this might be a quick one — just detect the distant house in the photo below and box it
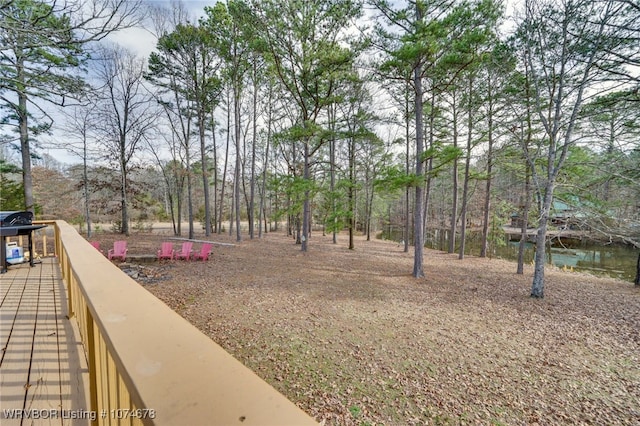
[509,198,590,230]
[551,199,589,230]
[551,200,573,226]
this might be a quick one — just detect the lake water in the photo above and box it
[420,230,639,283]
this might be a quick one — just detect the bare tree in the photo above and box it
[0,0,141,213]
[61,105,103,237]
[145,122,187,236]
[94,45,157,235]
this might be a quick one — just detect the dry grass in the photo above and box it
[92,229,640,425]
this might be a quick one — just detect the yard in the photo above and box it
[93,229,640,425]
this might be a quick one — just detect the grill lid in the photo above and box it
[0,211,34,227]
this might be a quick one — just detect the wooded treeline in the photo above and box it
[1,0,639,297]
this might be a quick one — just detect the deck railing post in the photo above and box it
[85,306,99,426]
[64,250,74,318]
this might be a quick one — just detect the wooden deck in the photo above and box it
[1,258,91,426]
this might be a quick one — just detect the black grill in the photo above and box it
[1,211,34,227]
[0,211,47,273]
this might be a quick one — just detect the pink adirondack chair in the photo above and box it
[175,241,193,261]
[108,240,127,261]
[157,242,174,260]
[90,241,101,250]
[192,243,213,261]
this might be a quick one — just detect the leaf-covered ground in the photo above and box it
[94,230,640,425]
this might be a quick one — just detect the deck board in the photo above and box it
[0,259,91,425]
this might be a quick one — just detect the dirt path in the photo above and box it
[93,230,640,425]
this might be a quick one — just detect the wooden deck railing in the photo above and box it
[26,220,316,426]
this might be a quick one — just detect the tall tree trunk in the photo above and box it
[175,170,183,236]
[186,146,194,240]
[234,85,242,242]
[229,179,234,236]
[218,93,231,234]
[480,83,494,258]
[199,113,211,236]
[330,105,338,244]
[211,111,218,233]
[169,184,178,236]
[17,55,34,214]
[363,163,369,239]
[120,138,129,236]
[531,184,554,298]
[179,170,186,236]
[366,163,375,241]
[258,84,273,239]
[348,135,355,250]
[83,139,92,238]
[404,81,411,252]
[302,140,310,252]
[459,77,474,260]
[448,92,459,254]
[412,5,425,278]
[249,62,258,239]
[458,149,471,260]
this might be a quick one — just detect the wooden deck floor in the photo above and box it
[1,258,91,425]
